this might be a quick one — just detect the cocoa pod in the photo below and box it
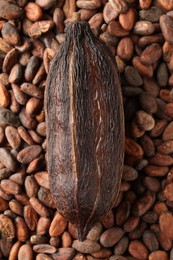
[45,15,124,240]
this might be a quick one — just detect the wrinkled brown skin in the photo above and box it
[45,21,125,241]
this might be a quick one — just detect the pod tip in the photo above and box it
[72,12,81,22]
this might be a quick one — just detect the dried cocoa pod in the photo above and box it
[46,14,124,241]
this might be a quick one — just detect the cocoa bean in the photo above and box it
[149,251,169,260]
[144,165,169,177]
[0,108,20,127]
[162,122,173,141]
[18,126,35,145]
[124,216,140,232]
[76,1,102,10]
[15,216,29,242]
[0,214,15,240]
[136,110,155,131]
[92,248,112,258]
[114,236,129,255]
[133,21,155,35]
[5,126,21,150]
[124,66,143,86]
[52,248,75,260]
[24,2,43,22]
[119,8,136,31]
[25,175,39,197]
[49,212,67,237]
[1,22,20,46]
[37,217,51,235]
[62,231,72,247]
[18,244,33,260]
[0,1,23,20]
[100,227,124,247]
[139,7,163,23]
[25,56,40,82]
[160,15,173,44]
[9,63,22,84]
[117,37,134,61]
[9,199,23,216]
[29,20,54,38]
[109,0,128,14]
[128,240,149,259]
[143,230,159,252]
[132,56,153,77]
[20,83,44,99]
[29,197,50,217]
[30,234,48,245]
[11,83,28,106]
[72,240,101,254]
[33,244,57,254]
[103,3,119,24]
[38,187,55,208]
[9,241,22,260]
[139,92,157,114]
[0,82,10,108]
[132,191,156,217]
[108,21,129,37]
[17,145,42,164]
[140,43,162,65]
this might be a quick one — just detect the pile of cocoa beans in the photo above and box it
[0,0,173,259]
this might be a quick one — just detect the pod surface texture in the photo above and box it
[46,21,125,241]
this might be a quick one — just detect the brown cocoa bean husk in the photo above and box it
[49,212,67,237]
[24,2,43,22]
[72,240,101,254]
[139,0,152,9]
[108,21,130,37]
[9,63,23,84]
[128,240,149,259]
[5,126,21,150]
[114,236,129,255]
[29,197,50,217]
[17,145,42,164]
[52,247,75,259]
[29,20,54,39]
[132,191,156,217]
[103,3,119,24]
[140,43,162,65]
[20,82,44,99]
[0,1,23,20]
[1,179,21,195]
[124,216,140,232]
[0,214,15,240]
[62,231,72,247]
[119,8,136,31]
[18,244,33,260]
[117,37,134,61]
[25,175,39,197]
[2,48,18,74]
[132,56,153,77]
[18,126,35,145]
[1,22,20,46]
[33,244,57,254]
[100,227,124,247]
[92,248,112,258]
[149,251,169,260]
[9,241,22,260]
[109,0,128,14]
[9,199,23,216]
[37,217,51,235]
[24,205,38,231]
[34,171,49,189]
